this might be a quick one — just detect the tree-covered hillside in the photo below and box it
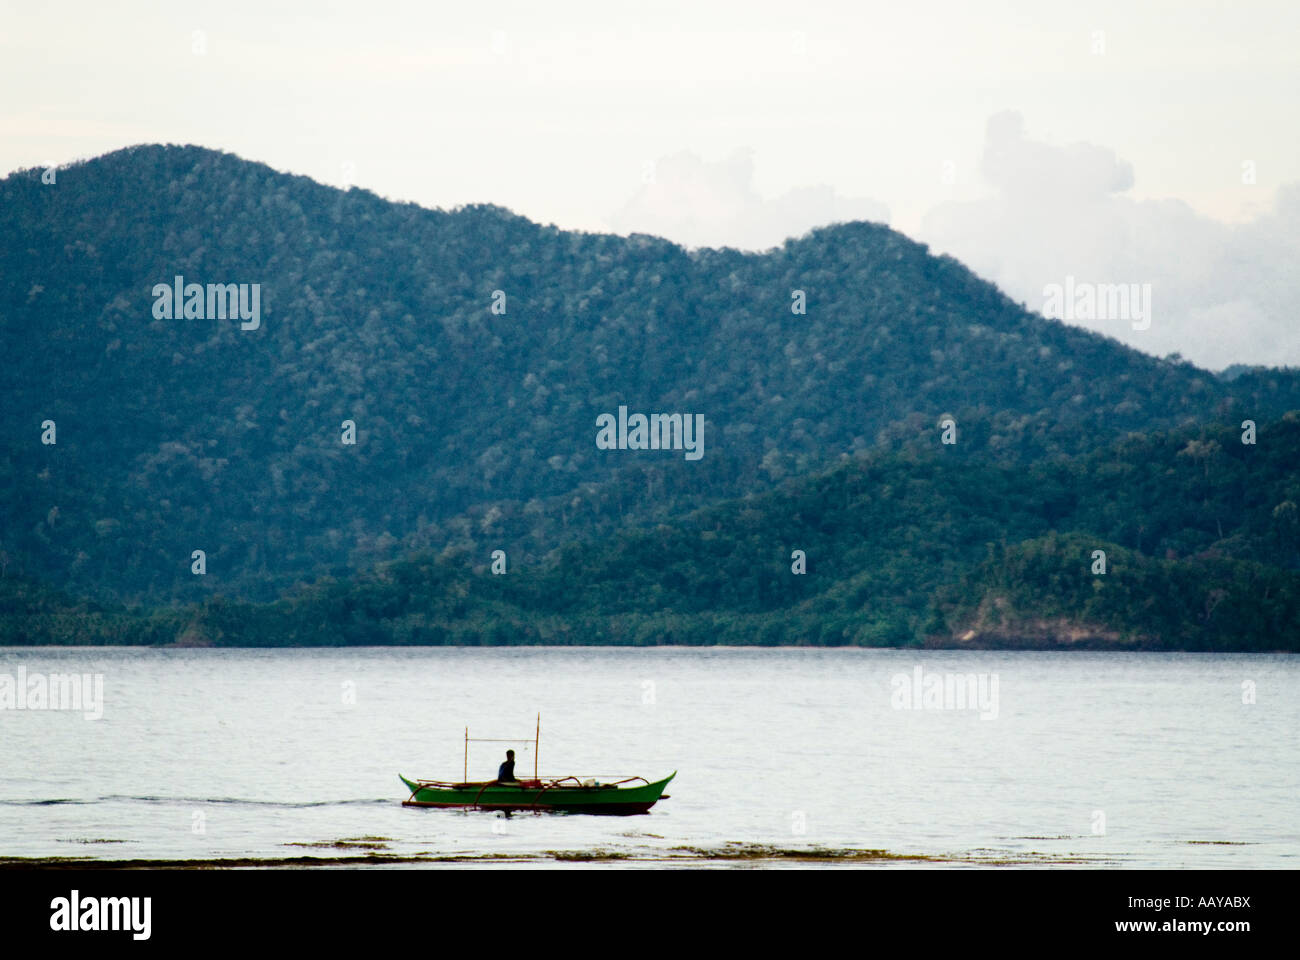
[4,144,1298,605]
[6,415,1295,650]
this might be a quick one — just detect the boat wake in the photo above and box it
[0,796,391,808]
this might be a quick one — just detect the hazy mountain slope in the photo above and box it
[3,144,1297,604]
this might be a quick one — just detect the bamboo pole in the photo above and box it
[464,726,468,783]
[535,714,540,780]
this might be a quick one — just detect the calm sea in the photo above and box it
[0,647,1295,868]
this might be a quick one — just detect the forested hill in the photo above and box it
[3,144,1299,605]
[4,414,1296,650]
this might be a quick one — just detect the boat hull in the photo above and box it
[400,772,675,815]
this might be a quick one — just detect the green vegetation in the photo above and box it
[939,533,1299,650]
[6,415,1296,650]
[4,144,1300,609]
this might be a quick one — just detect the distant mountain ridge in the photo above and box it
[3,143,1299,604]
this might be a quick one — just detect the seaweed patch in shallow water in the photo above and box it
[546,849,631,861]
[284,838,391,851]
[57,838,128,845]
[669,844,935,862]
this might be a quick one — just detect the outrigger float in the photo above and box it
[400,716,674,816]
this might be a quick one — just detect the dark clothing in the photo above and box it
[497,760,516,781]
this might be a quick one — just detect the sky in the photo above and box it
[3,0,1298,367]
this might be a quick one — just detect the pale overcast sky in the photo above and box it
[3,1,1298,366]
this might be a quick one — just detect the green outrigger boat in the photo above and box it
[400,716,674,815]
[399,772,675,815]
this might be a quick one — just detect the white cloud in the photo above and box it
[607,148,889,251]
[919,111,1300,368]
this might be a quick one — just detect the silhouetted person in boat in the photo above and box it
[497,750,518,783]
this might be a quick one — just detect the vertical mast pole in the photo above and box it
[464,727,468,783]
[535,713,540,780]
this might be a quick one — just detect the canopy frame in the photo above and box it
[464,713,540,782]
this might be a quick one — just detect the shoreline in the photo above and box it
[0,847,1120,870]
[2,643,1297,654]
